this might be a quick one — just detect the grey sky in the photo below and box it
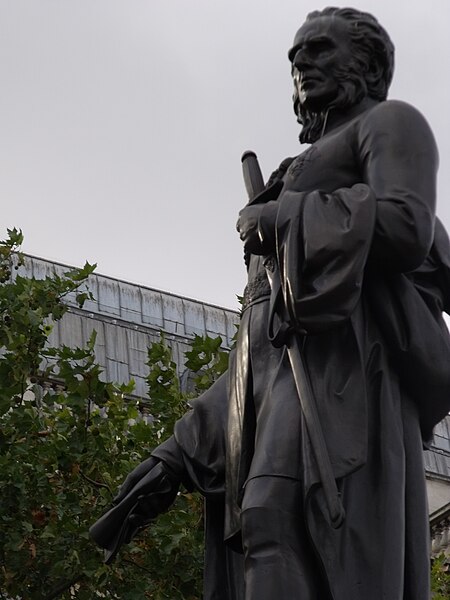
[1,0,449,309]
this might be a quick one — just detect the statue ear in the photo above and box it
[365,59,383,90]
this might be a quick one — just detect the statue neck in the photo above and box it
[300,97,380,144]
[322,97,380,137]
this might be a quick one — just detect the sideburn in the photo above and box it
[296,68,367,144]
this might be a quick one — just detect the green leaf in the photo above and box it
[5,227,24,248]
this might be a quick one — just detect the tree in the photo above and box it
[431,554,450,599]
[0,229,228,599]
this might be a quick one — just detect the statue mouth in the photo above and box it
[299,72,323,88]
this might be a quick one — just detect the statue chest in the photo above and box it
[282,123,362,194]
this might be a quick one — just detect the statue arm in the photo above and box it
[89,437,183,562]
[90,372,229,561]
[359,100,439,272]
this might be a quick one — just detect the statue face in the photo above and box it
[288,16,356,112]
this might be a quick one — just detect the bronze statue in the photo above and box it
[91,8,450,600]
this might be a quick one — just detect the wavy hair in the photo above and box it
[306,7,395,100]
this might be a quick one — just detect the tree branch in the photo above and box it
[123,556,155,576]
[79,470,113,495]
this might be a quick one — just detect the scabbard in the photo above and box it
[241,150,345,529]
[285,337,345,527]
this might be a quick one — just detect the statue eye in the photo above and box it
[308,40,333,57]
[288,38,334,64]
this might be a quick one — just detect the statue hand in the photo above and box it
[237,200,279,255]
[237,179,283,255]
[90,458,180,560]
[236,204,265,254]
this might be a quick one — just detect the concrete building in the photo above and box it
[23,255,238,399]
[23,254,450,553]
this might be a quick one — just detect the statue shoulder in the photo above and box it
[362,100,434,135]
[359,100,438,159]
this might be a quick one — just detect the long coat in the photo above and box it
[171,100,450,600]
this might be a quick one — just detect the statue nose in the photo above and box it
[293,48,312,71]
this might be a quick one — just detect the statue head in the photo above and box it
[288,7,395,143]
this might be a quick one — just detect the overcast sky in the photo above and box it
[1,0,449,309]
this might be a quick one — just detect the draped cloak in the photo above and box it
[156,100,450,600]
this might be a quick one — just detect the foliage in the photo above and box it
[431,554,450,599]
[131,333,229,600]
[0,230,229,599]
[184,335,230,392]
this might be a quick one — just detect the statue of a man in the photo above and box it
[91,8,450,600]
